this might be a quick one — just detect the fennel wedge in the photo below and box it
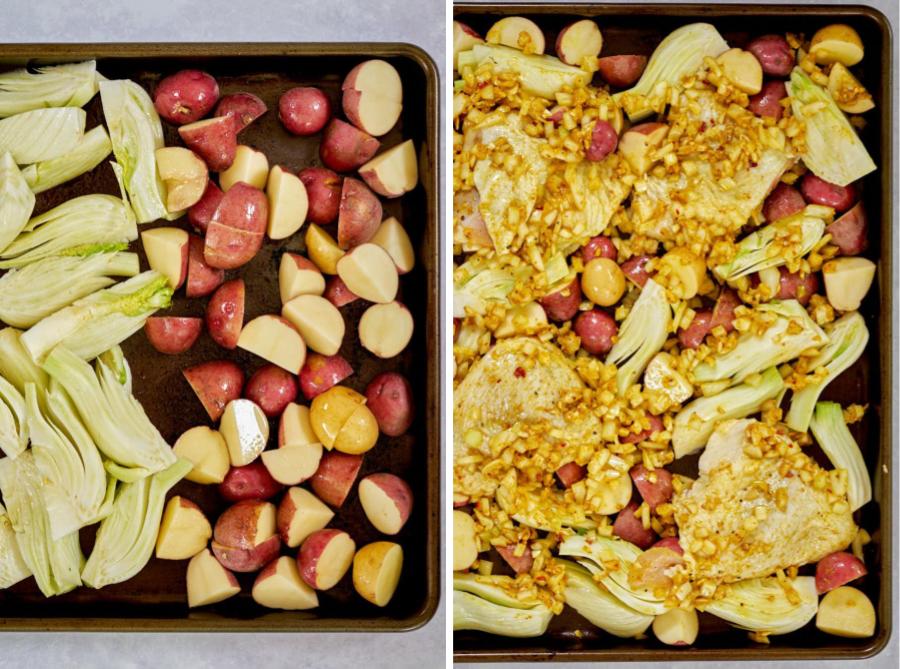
[22,125,112,194]
[704,576,818,635]
[810,402,871,512]
[0,375,28,458]
[0,327,49,395]
[561,560,654,638]
[0,151,36,254]
[0,107,86,164]
[454,590,554,637]
[0,502,31,588]
[0,60,99,118]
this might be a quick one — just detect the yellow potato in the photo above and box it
[810,24,864,66]
[352,541,403,607]
[582,257,625,306]
[309,386,366,449]
[333,404,379,455]
[305,223,344,275]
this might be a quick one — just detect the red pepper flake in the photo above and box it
[514,367,526,378]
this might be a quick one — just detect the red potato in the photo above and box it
[212,499,281,572]
[816,551,867,594]
[630,464,673,511]
[453,493,469,508]
[453,21,484,70]
[299,167,343,225]
[244,364,298,418]
[827,202,867,255]
[187,548,240,607]
[677,309,712,349]
[613,501,656,549]
[204,223,264,270]
[141,226,189,290]
[278,87,332,136]
[359,140,418,198]
[319,119,380,172]
[206,279,245,350]
[358,473,413,535]
[252,556,318,610]
[711,287,740,333]
[298,529,356,590]
[496,544,533,575]
[178,115,238,172]
[582,235,617,263]
[186,234,225,298]
[652,536,684,555]
[622,415,665,444]
[209,181,268,233]
[337,177,382,249]
[574,309,618,355]
[597,55,648,88]
[188,180,224,234]
[746,34,794,77]
[342,60,403,137]
[555,462,586,488]
[547,106,565,125]
[278,403,318,448]
[183,360,244,421]
[277,486,335,548]
[555,19,603,67]
[364,371,413,437]
[310,450,363,508]
[621,255,652,287]
[632,546,683,591]
[299,353,354,400]
[215,92,268,132]
[154,148,209,213]
[777,268,819,305]
[585,120,618,162]
[324,275,360,307]
[261,442,323,486]
[154,69,219,125]
[212,534,280,573]
[219,461,283,502]
[540,277,582,322]
[238,315,308,375]
[144,317,202,355]
[486,16,546,53]
[279,253,324,304]
[763,182,806,223]
[156,496,212,560]
[748,80,787,120]
[800,174,857,212]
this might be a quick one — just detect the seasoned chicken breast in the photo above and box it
[673,419,856,582]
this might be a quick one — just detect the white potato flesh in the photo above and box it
[336,243,399,304]
[282,294,345,356]
[358,301,414,358]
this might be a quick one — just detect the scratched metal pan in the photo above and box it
[0,42,439,633]
[452,3,893,662]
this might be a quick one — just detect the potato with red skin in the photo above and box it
[341,60,403,137]
[154,69,219,125]
[585,120,618,162]
[206,279,245,350]
[748,80,787,120]
[746,34,794,76]
[212,535,280,573]
[582,235,617,263]
[299,353,354,400]
[621,255,652,287]
[358,473,413,535]
[711,287,740,333]
[555,462,586,488]
[186,235,225,298]
[188,181,224,234]
[827,202,867,255]
[597,55,647,88]
[630,464,673,511]
[539,277,582,323]
[816,551,867,594]
[613,501,656,549]
[652,536,684,555]
[777,267,819,305]
[678,309,712,349]
[800,174,857,212]
[215,92,267,131]
[496,545,533,575]
[183,360,244,421]
[204,224,264,270]
[278,87,331,136]
[763,182,806,222]
[324,276,359,307]
[145,317,202,355]
[337,178,382,249]
[623,415,665,444]
[320,119,380,172]
[299,167,343,225]
[178,115,238,172]
[204,182,268,269]
[310,451,363,508]
[574,309,617,355]
[214,500,277,546]
[244,365,298,418]
[219,461,283,502]
[364,371,413,437]
[298,529,355,590]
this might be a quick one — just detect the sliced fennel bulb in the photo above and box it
[704,576,818,635]
[0,375,28,458]
[0,251,139,328]
[0,107,86,163]
[453,572,540,609]
[810,401,871,511]
[22,125,112,194]
[0,60,99,117]
[0,502,31,588]
[561,560,653,638]
[468,43,591,99]
[0,151,36,253]
[453,590,554,637]
[0,327,49,395]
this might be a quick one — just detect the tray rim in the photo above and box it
[0,40,442,634]
[451,1,894,661]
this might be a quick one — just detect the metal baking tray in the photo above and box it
[0,42,439,632]
[452,3,893,661]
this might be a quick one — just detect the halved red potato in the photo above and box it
[352,541,403,607]
[496,544,533,575]
[282,294,345,356]
[596,55,648,88]
[364,371,413,437]
[342,60,403,137]
[279,253,325,303]
[277,486,335,547]
[154,147,209,212]
[324,275,360,307]
[186,548,240,608]
[300,353,354,400]
[816,586,875,638]
[486,16,545,54]
[359,473,412,535]
[453,21,484,71]
[746,34,794,76]
[141,226,189,289]
[174,426,230,484]
[370,217,414,274]
[337,178,382,249]
[206,278,245,350]
[298,528,356,590]
[266,165,308,240]
[310,450,363,507]
[219,398,269,467]
[188,180,224,234]
[261,442,323,486]
[585,120,618,162]
[827,202,867,256]
[187,234,225,298]
[305,223,345,275]
[621,254,653,287]
[800,173,857,212]
[336,243,398,303]
[555,462,586,488]
[154,69,219,125]
[156,496,212,560]
[359,140,418,198]
[219,145,268,191]
[252,556,319,610]
[145,317,202,355]
[763,182,806,223]
[555,19,603,67]
[212,499,280,572]
[178,115,238,172]
[613,500,656,549]
[453,510,478,571]
[278,403,318,448]
[212,534,280,573]
[652,536,684,555]
[358,301,414,358]
[215,92,267,131]
[540,277,581,322]
[219,461,283,502]
[183,360,244,422]
[210,181,268,234]
[204,219,265,270]
[629,464,673,511]
[619,123,668,175]
[299,167,342,225]
[320,119,380,172]
[243,364,298,418]
[237,315,307,374]
[816,551,867,594]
